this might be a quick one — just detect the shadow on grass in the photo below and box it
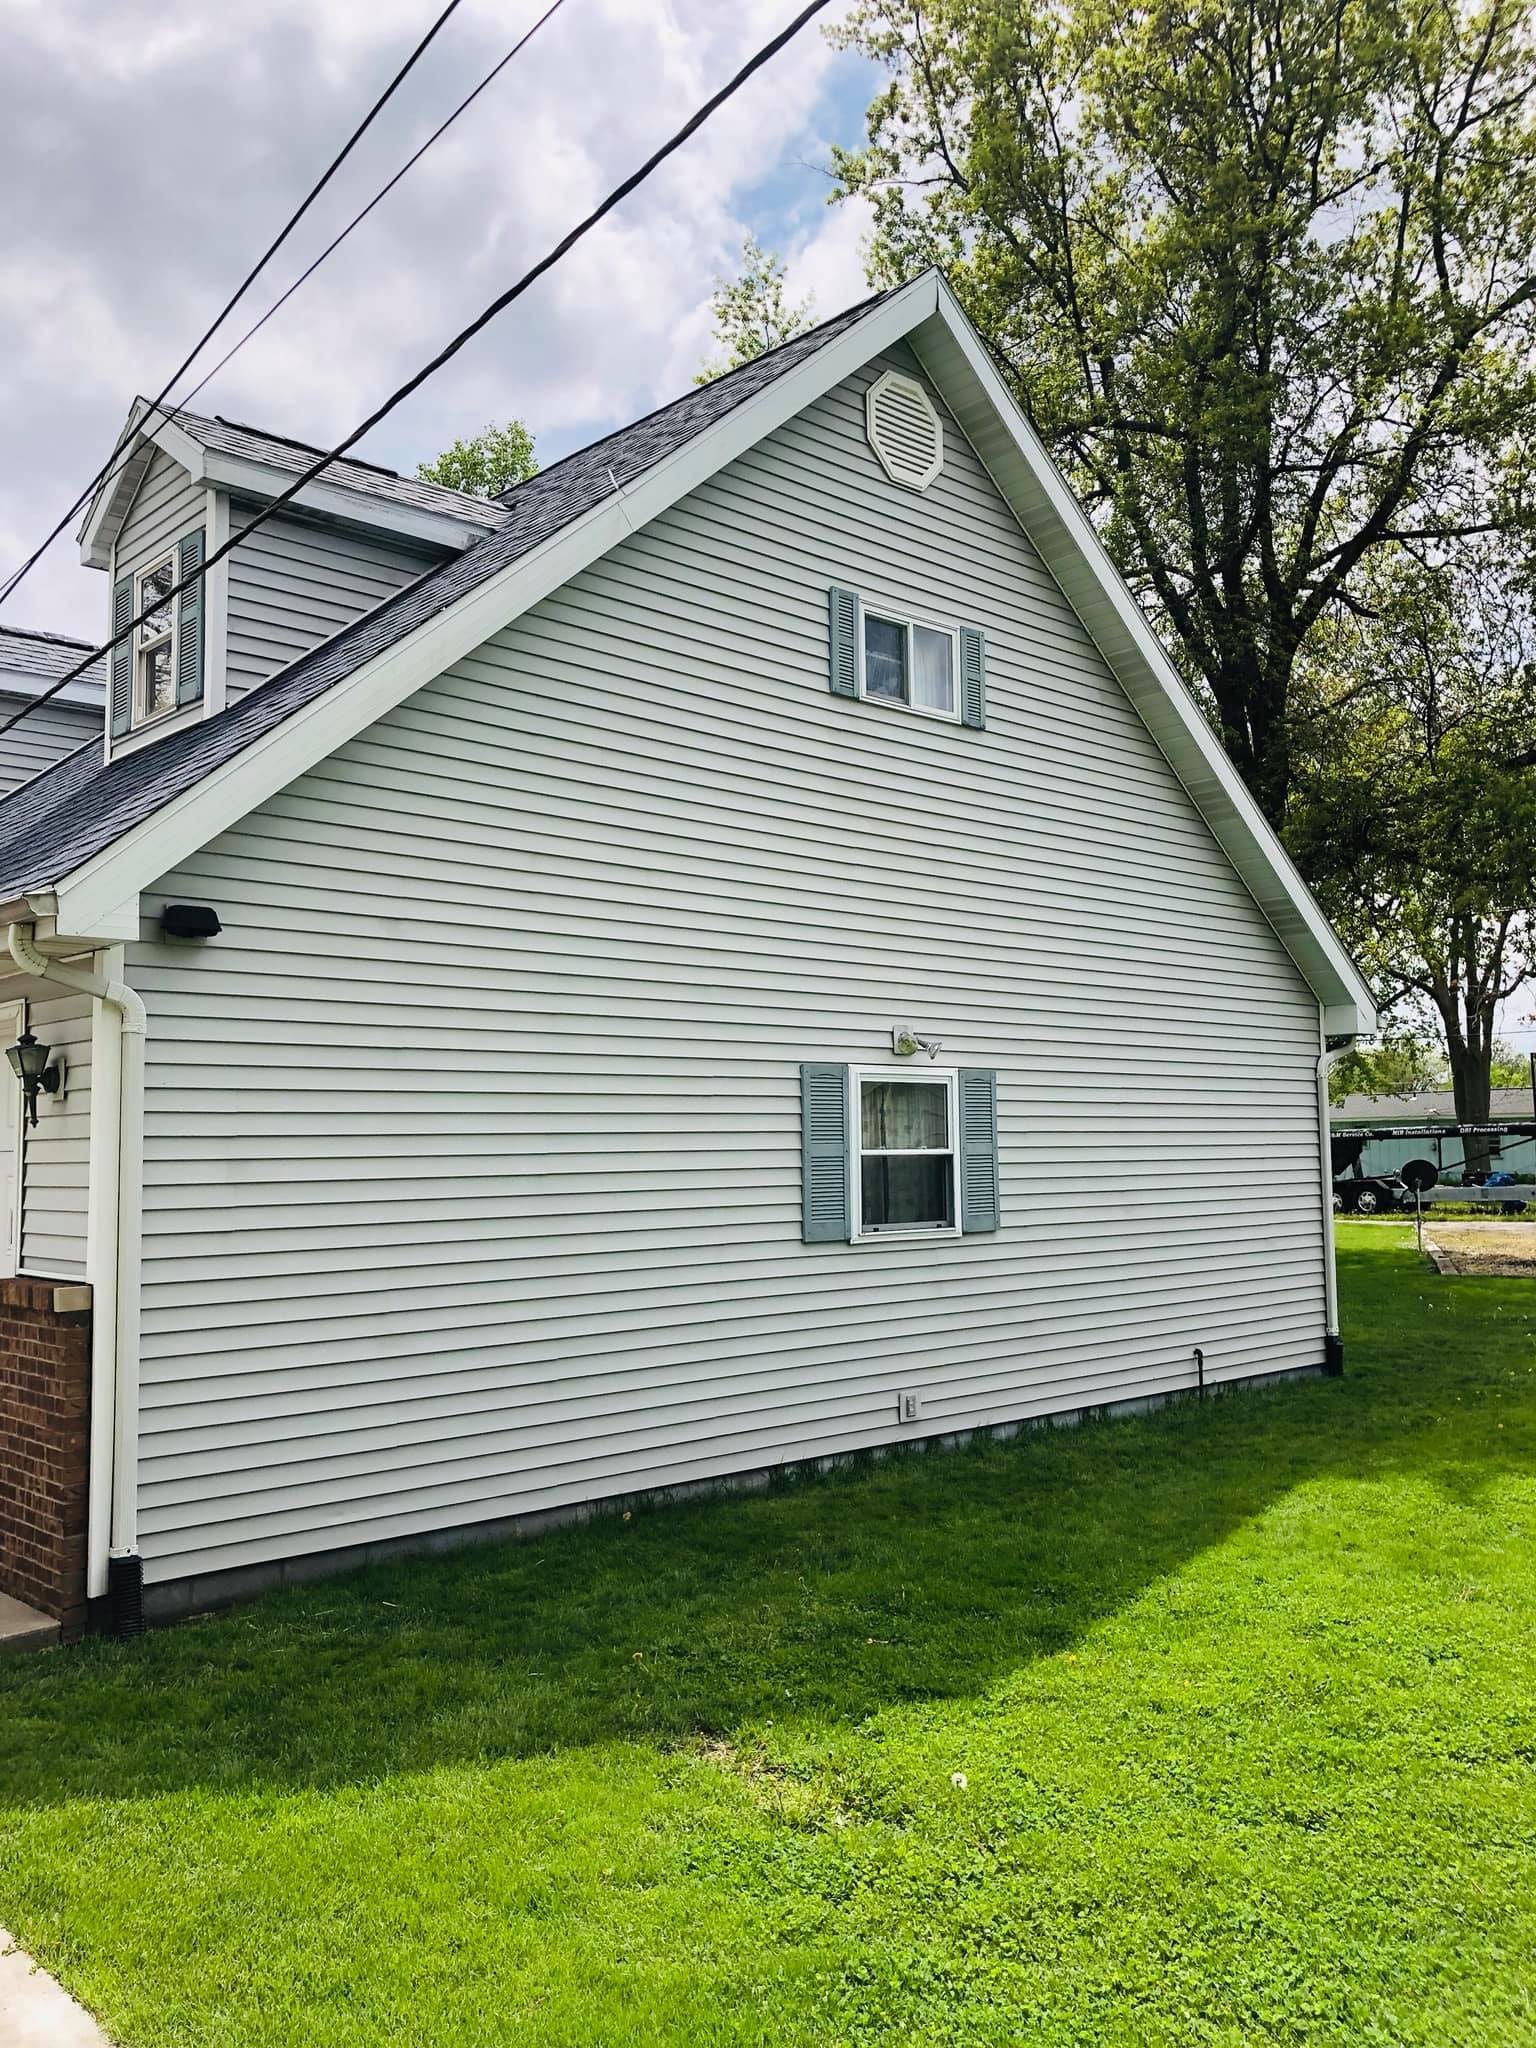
[2,1231,1532,1808]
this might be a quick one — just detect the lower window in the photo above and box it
[853,1067,959,1235]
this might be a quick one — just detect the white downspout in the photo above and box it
[1317,1021,1356,1375]
[8,921,147,1626]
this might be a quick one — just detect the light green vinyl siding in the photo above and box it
[223,508,442,700]
[126,346,1326,1585]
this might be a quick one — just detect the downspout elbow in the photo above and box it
[7,921,144,1034]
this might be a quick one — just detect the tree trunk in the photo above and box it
[1443,1013,1497,1181]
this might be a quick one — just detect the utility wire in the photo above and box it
[0,0,833,743]
[0,0,470,610]
[178,0,570,417]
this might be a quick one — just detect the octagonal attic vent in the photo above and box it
[865,369,944,490]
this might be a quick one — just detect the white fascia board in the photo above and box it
[30,896,138,946]
[913,279,1376,1036]
[53,276,941,937]
[207,454,493,552]
[0,675,103,712]
[78,404,206,568]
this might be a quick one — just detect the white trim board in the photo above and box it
[53,272,1374,1032]
[81,402,498,567]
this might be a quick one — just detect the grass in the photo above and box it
[2,1221,1535,2046]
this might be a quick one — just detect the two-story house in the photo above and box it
[0,274,1374,1640]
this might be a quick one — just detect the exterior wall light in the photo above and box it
[6,1030,62,1126]
[892,1025,945,1060]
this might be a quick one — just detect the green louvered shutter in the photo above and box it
[958,1068,999,1232]
[959,625,986,729]
[110,574,133,736]
[175,528,205,706]
[828,587,859,699]
[801,1062,851,1242]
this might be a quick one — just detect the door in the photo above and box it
[0,1000,22,1277]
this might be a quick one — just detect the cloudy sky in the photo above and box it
[1,0,875,636]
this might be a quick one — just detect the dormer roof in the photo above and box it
[79,400,510,569]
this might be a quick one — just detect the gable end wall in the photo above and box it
[126,347,1327,1587]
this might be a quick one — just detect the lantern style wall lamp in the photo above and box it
[6,1030,63,1127]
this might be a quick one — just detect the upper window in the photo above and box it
[861,611,958,721]
[111,526,204,744]
[135,556,177,724]
[853,1067,959,1237]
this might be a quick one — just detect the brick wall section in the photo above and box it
[0,1276,91,1635]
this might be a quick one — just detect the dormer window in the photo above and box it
[136,558,177,722]
[109,527,204,745]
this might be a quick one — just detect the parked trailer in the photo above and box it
[1331,1121,1536,1215]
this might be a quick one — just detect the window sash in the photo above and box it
[132,555,177,725]
[858,608,959,724]
[850,1067,961,1237]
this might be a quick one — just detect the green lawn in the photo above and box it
[3,1222,1535,2046]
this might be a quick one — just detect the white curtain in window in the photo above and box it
[861,1079,949,1150]
[911,626,954,713]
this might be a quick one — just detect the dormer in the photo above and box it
[79,400,508,759]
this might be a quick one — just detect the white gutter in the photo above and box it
[1317,1022,1357,1372]
[7,921,146,1622]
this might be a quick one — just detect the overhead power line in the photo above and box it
[0,0,833,744]
[0,0,471,610]
[178,0,570,417]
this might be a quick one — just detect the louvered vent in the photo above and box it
[865,370,944,490]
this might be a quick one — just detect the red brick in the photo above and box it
[0,1275,92,1630]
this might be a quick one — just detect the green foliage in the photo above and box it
[4,1229,1536,2044]
[1492,1041,1535,1089]
[1331,1034,1527,1100]
[1290,540,1536,1144]
[833,0,1536,826]
[416,419,536,497]
[1329,1034,1449,1103]
[696,237,814,385]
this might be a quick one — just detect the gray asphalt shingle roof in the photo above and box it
[165,405,512,529]
[0,290,889,904]
[0,626,107,700]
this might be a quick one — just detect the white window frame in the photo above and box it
[133,551,178,729]
[857,604,961,725]
[850,1063,961,1241]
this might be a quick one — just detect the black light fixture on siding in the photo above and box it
[159,903,222,940]
[6,1029,61,1126]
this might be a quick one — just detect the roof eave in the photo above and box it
[204,452,495,551]
[37,272,1375,1033]
[78,401,206,568]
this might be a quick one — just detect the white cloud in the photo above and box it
[0,0,877,634]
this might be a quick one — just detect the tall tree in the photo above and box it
[696,237,814,385]
[418,420,537,497]
[833,0,1536,826]
[1290,541,1536,1165]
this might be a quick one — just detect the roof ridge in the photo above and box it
[0,624,94,649]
